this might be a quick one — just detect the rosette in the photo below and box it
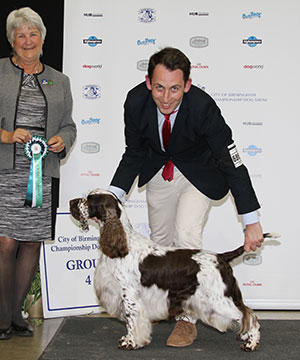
[24,135,49,207]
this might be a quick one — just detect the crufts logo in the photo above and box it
[242,12,262,19]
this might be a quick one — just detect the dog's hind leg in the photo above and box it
[118,288,152,350]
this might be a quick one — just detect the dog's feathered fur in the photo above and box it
[70,189,277,351]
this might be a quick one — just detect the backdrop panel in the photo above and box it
[40,0,300,317]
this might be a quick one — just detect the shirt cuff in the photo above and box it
[108,185,126,203]
[242,211,259,226]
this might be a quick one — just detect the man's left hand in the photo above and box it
[244,222,264,253]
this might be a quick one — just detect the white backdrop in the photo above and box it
[40,0,300,318]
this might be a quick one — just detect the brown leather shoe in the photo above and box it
[167,320,197,347]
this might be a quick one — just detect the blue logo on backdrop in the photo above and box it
[243,145,262,156]
[138,8,156,22]
[137,38,156,46]
[81,117,100,125]
[82,85,101,99]
[83,36,102,47]
[243,36,262,47]
[242,12,262,19]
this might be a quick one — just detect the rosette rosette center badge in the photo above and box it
[24,135,49,207]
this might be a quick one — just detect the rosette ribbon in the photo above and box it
[24,135,49,207]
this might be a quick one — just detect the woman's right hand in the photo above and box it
[1,128,32,144]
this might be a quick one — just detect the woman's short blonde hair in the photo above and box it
[6,7,46,45]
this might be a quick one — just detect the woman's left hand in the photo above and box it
[48,136,65,153]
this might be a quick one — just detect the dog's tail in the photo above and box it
[219,232,281,263]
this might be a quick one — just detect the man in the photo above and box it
[109,47,263,347]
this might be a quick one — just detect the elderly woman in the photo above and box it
[0,8,76,339]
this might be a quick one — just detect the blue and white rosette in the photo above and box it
[24,135,49,208]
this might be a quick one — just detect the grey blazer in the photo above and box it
[0,58,76,178]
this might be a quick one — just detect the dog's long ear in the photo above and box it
[100,216,129,258]
[88,193,128,258]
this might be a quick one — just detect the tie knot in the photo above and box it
[164,110,177,121]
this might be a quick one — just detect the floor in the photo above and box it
[1,312,300,360]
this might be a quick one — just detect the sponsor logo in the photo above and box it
[83,64,102,69]
[137,38,156,46]
[242,12,262,19]
[244,64,264,69]
[243,254,262,266]
[82,85,101,99]
[80,171,100,177]
[190,36,209,48]
[243,145,262,156]
[138,8,156,23]
[243,36,262,47]
[81,142,100,154]
[242,281,263,287]
[83,13,103,18]
[243,121,263,126]
[189,11,209,16]
[137,60,149,71]
[83,36,102,47]
[191,63,209,70]
[81,117,100,126]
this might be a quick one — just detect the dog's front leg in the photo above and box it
[118,288,152,350]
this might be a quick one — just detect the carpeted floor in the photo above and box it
[39,317,300,360]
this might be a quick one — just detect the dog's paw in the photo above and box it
[240,340,260,352]
[118,335,139,350]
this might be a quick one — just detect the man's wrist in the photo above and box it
[108,185,126,203]
[242,211,259,226]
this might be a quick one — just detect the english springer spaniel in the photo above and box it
[69,189,277,352]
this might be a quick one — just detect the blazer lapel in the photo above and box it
[145,97,162,150]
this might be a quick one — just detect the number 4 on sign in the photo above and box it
[85,275,92,285]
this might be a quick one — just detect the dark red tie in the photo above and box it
[162,113,174,181]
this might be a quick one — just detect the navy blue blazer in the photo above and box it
[110,82,260,215]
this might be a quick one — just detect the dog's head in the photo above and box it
[69,189,128,258]
[87,189,122,222]
[69,189,122,230]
